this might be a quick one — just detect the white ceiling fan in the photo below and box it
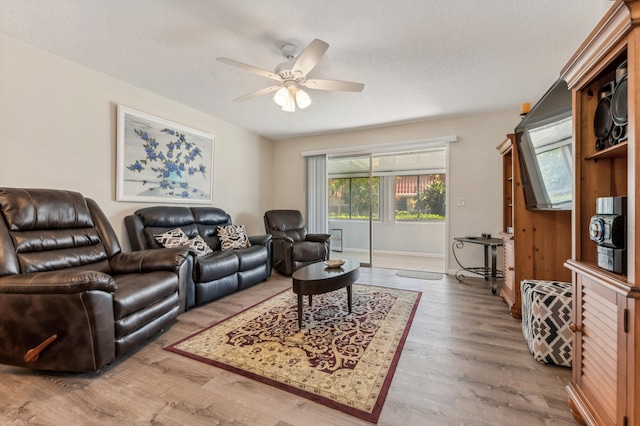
[217,39,364,112]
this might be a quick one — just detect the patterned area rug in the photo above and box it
[165,284,421,423]
[396,270,444,280]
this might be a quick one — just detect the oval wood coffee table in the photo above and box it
[292,259,360,329]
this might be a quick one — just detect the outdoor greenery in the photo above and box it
[395,211,445,221]
[328,177,380,219]
[329,174,446,222]
[396,174,446,221]
[420,174,446,217]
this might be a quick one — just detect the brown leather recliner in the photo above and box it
[264,210,331,275]
[0,188,189,372]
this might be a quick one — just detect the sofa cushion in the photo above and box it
[115,291,179,339]
[154,228,188,248]
[235,245,269,271]
[217,224,251,250]
[111,271,179,321]
[194,250,239,282]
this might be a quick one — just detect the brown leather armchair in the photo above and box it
[0,188,189,372]
[264,210,330,275]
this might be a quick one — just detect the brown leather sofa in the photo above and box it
[0,188,189,372]
[125,206,272,310]
[264,210,331,275]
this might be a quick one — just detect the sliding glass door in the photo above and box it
[326,147,447,271]
[327,154,373,266]
[370,149,446,270]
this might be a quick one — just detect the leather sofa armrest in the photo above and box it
[124,214,147,251]
[270,230,295,244]
[109,247,189,274]
[0,271,118,372]
[306,233,331,243]
[248,234,272,247]
[0,271,117,294]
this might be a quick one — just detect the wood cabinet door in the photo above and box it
[573,273,626,426]
[500,235,519,318]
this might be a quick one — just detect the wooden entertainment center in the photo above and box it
[563,1,639,424]
[561,0,640,426]
[499,2,640,423]
[497,134,571,319]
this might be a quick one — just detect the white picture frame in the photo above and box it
[116,105,215,204]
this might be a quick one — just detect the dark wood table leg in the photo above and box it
[347,284,352,314]
[298,293,303,329]
[308,294,313,306]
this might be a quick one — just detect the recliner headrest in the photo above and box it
[264,210,305,231]
[135,206,195,227]
[0,188,94,231]
[191,207,231,225]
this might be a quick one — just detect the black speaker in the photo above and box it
[611,61,628,143]
[594,82,614,150]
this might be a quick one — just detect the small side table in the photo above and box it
[452,236,503,294]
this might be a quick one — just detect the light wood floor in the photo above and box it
[0,269,577,425]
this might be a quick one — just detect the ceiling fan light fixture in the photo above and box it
[274,86,290,107]
[219,39,364,112]
[281,94,296,112]
[296,88,311,109]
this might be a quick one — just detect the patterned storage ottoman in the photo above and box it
[521,280,573,367]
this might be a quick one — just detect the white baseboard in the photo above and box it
[340,248,444,258]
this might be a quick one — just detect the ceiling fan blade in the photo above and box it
[303,79,364,92]
[292,39,329,77]
[233,85,282,102]
[217,57,282,82]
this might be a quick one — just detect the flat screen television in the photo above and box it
[515,79,573,210]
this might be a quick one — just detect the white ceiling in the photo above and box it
[0,1,614,140]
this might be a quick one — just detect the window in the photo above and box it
[518,109,573,210]
[395,174,446,221]
[328,177,380,220]
[327,148,446,222]
[531,129,572,206]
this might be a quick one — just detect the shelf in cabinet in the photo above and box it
[584,141,627,160]
[564,259,633,291]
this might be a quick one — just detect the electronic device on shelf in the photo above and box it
[594,60,628,150]
[594,81,615,150]
[589,196,626,274]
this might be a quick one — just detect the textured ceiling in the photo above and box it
[0,1,614,140]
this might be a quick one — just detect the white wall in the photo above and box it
[329,219,445,256]
[0,32,523,274]
[0,34,273,248]
[271,112,518,273]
